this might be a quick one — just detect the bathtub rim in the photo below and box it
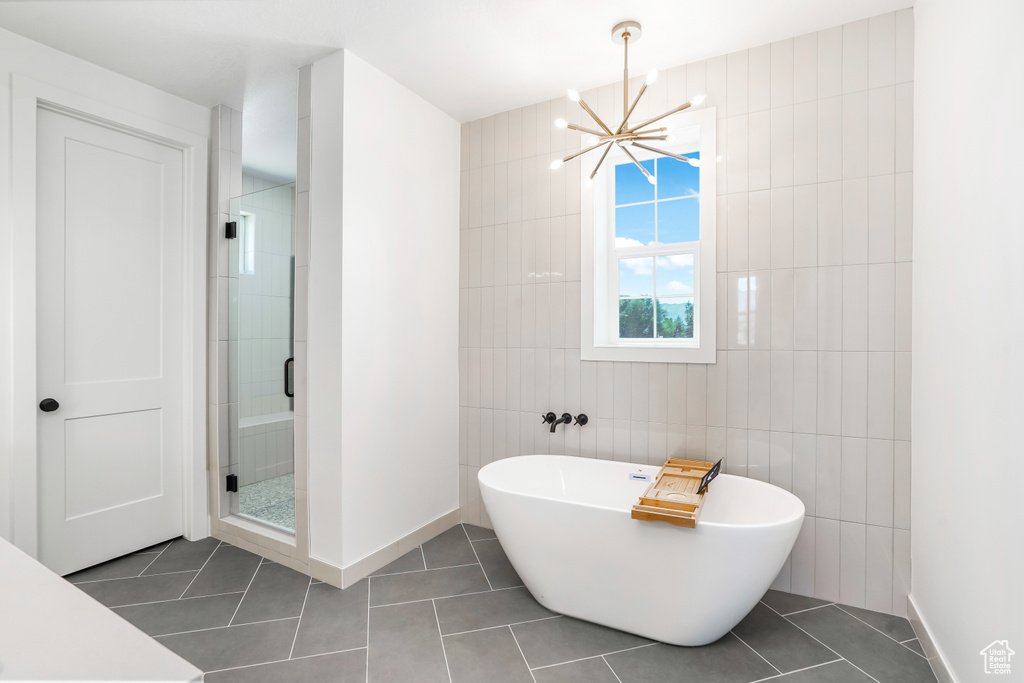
[478,454,805,530]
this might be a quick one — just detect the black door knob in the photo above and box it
[39,398,60,412]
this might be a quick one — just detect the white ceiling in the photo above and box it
[0,0,913,180]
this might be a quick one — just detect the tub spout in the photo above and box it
[551,412,572,433]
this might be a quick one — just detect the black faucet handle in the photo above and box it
[574,413,589,426]
[541,412,557,424]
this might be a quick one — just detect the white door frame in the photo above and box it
[10,74,209,557]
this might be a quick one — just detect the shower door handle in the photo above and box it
[284,357,294,398]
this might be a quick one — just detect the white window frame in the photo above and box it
[239,210,256,275]
[581,106,717,363]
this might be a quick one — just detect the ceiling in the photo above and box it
[0,0,913,180]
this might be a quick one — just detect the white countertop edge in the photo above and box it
[0,537,204,682]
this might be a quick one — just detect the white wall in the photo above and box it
[912,0,1024,679]
[460,10,916,617]
[308,50,461,568]
[0,26,210,544]
[307,50,347,567]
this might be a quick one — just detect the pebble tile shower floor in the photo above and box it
[238,473,296,531]
[65,525,936,683]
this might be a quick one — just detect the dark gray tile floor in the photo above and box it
[65,525,936,683]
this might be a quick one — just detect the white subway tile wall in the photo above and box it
[458,10,914,617]
[239,419,295,486]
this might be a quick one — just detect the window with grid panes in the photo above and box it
[581,107,716,363]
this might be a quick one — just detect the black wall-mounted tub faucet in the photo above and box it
[551,412,573,433]
[542,412,588,432]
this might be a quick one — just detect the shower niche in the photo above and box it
[228,178,296,533]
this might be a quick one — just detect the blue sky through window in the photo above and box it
[619,257,653,297]
[615,204,655,246]
[614,152,699,246]
[656,253,694,295]
[656,154,700,199]
[658,198,699,243]
[614,158,655,204]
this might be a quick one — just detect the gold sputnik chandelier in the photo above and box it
[550,20,706,184]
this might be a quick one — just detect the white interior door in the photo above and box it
[36,106,185,576]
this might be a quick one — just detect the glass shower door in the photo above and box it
[228,180,296,533]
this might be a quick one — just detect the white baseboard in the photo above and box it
[308,508,462,590]
[307,555,342,586]
[908,595,958,683]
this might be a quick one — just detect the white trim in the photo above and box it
[581,107,717,363]
[302,507,462,589]
[907,595,959,683]
[10,74,209,557]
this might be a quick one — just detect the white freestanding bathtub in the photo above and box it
[478,455,805,646]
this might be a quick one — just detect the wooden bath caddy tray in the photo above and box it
[631,458,721,528]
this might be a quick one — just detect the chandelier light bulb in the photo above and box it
[550,159,565,170]
[687,158,700,168]
[567,89,581,102]
[585,178,594,188]
[647,174,657,185]
[554,118,568,129]
[646,69,659,85]
[689,93,707,106]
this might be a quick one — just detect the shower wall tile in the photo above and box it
[840,520,867,606]
[893,440,912,530]
[458,11,913,617]
[895,85,914,175]
[791,518,815,596]
[815,518,841,601]
[238,175,296,419]
[865,524,894,613]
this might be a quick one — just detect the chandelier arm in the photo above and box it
[618,142,654,181]
[577,97,615,136]
[561,139,614,165]
[588,141,615,180]
[592,128,665,144]
[567,122,605,137]
[616,82,648,134]
[629,136,669,142]
[631,127,667,137]
[630,142,692,163]
[626,102,692,134]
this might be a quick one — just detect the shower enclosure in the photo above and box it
[228,180,296,533]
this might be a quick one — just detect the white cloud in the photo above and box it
[663,280,694,295]
[620,257,653,275]
[656,253,694,270]
[615,237,646,249]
